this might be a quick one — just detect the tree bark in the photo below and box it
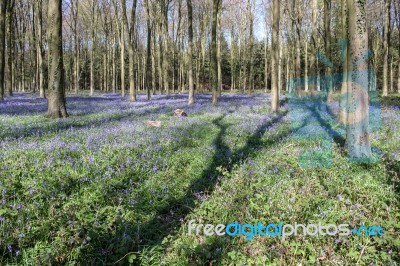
[144,0,152,100]
[119,22,125,96]
[324,0,332,91]
[247,0,254,95]
[305,39,309,91]
[0,0,7,101]
[293,0,301,78]
[311,0,317,80]
[231,26,236,92]
[271,0,280,112]
[71,0,79,95]
[161,1,169,95]
[398,63,400,94]
[157,26,163,94]
[187,0,194,105]
[6,0,13,96]
[390,56,393,92]
[345,0,371,160]
[339,0,347,123]
[217,0,223,96]
[264,34,269,92]
[47,0,68,118]
[397,0,400,93]
[151,29,156,95]
[211,0,221,105]
[122,0,138,101]
[89,0,97,96]
[382,0,390,96]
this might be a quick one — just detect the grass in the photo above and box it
[0,92,399,265]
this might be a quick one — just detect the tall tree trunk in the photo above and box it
[0,0,7,101]
[72,0,79,95]
[339,0,347,122]
[151,29,156,95]
[144,0,151,100]
[217,0,222,96]
[271,0,280,112]
[162,2,169,95]
[398,63,400,94]
[278,44,282,96]
[201,16,206,93]
[264,35,269,92]
[6,19,12,96]
[32,2,38,94]
[157,27,163,94]
[47,0,68,118]
[311,0,317,81]
[305,39,309,91]
[285,50,289,92]
[90,0,97,96]
[324,0,332,92]
[294,0,301,79]
[390,56,394,92]
[382,0,390,96]
[122,0,138,102]
[187,0,194,105]
[345,0,371,160]
[247,0,254,95]
[103,53,107,91]
[90,38,95,96]
[112,33,116,93]
[211,0,221,105]
[397,0,400,94]
[119,22,125,97]
[231,27,236,92]
[6,0,13,96]
[21,38,25,92]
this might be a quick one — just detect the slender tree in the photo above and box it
[311,0,317,81]
[89,0,98,96]
[161,0,170,95]
[324,0,332,91]
[382,0,390,96]
[111,0,126,96]
[217,0,223,96]
[122,0,138,102]
[36,0,45,98]
[187,0,194,105]
[0,0,7,101]
[211,0,221,105]
[47,0,68,118]
[144,0,152,100]
[71,0,79,95]
[6,0,14,96]
[271,0,280,112]
[339,0,347,123]
[397,0,400,93]
[247,0,254,94]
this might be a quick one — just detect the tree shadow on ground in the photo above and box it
[0,104,176,140]
[0,94,121,116]
[382,155,400,197]
[166,113,310,266]
[77,107,292,264]
[0,94,269,141]
[306,102,346,150]
[304,99,400,202]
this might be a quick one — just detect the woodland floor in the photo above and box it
[0,92,399,265]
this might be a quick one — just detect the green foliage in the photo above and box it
[0,94,399,265]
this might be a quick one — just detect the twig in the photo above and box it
[113,251,140,265]
[284,143,294,149]
[356,240,370,265]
